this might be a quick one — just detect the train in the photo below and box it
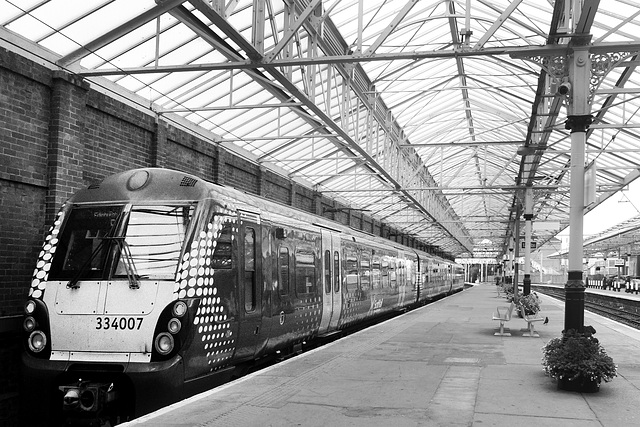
[21,167,465,426]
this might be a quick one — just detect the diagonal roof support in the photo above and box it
[363,0,420,56]
[473,0,524,49]
[57,0,187,66]
[264,0,322,62]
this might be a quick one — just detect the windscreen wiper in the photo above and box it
[112,237,140,290]
[66,237,109,289]
[67,212,123,289]
[67,237,141,290]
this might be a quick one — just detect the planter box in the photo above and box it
[557,377,600,393]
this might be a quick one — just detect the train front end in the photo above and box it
[21,169,215,425]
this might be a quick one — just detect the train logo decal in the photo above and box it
[176,214,237,372]
[29,206,66,300]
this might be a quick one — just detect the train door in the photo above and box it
[233,210,264,361]
[397,250,407,306]
[318,229,342,334]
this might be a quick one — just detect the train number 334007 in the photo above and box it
[95,317,144,330]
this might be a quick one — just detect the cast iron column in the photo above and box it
[523,187,533,296]
[564,48,592,333]
[565,114,591,332]
[514,205,521,297]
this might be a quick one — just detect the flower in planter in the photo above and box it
[502,286,515,302]
[541,328,617,388]
[519,292,541,316]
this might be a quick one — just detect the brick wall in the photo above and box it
[0,50,51,316]
[84,103,154,182]
[165,125,217,181]
[294,183,314,213]
[0,48,52,427]
[263,169,291,204]
[0,181,46,316]
[225,156,259,194]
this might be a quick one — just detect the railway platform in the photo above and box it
[123,283,640,427]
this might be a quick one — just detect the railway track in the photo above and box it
[536,287,640,330]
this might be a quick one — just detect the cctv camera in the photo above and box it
[557,81,571,96]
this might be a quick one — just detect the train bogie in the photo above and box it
[21,168,464,425]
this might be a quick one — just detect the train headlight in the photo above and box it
[28,330,47,353]
[25,300,36,315]
[23,316,36,332]
[62,388,80,409]
[154,333,174,355]
[127,170,150,191]
[168,318,181,334]
[172,301,187,317]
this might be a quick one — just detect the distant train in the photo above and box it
[21,168,464,425]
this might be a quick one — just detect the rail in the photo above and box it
[533,285,640,330]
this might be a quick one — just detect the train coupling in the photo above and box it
[59,380,119,421]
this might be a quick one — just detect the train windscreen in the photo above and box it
[49,206,124,279]
[49,204,194,281]
[114,205,195,280]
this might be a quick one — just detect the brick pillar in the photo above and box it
[312,192,323,216]
[46,71,89,223]
[213,146,226,185]
[257,166,266,197]
[290,181,296,207]
[152,118,168,168]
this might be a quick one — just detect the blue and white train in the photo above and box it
[22,168,464,425]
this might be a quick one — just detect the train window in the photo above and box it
[372,256,381,289]
[381,257,389,288]
[398,261,405,288]
[389,260,397,288]
[244,228,256,312]
[324,250,331,294]
[279,247,290,295]
[211,224,232,269]
[295,249,316,295]
[345,251,359,293]
[333,251,340,293]
[115,205,195,279]
[49,206,124,279]
[360,254,370,290]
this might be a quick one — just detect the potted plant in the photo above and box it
[517,292,540,317]
[541,328,617,392]
[502,284,514,300]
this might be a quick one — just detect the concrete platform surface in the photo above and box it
[123,283,640,427]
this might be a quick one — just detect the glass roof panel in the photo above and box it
[5,0,640,258]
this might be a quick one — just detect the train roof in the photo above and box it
[75,168,456,264]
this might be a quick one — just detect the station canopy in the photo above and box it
[3,0,640,260]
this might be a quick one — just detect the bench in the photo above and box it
[492,301,515,336]
[519,303,545,337]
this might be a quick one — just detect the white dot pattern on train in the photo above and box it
[293,297,321,337]
[174,214,237,372]
[29,207,65,299]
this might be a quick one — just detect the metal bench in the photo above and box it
[492,301,515,336]
[519,303,545,337]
